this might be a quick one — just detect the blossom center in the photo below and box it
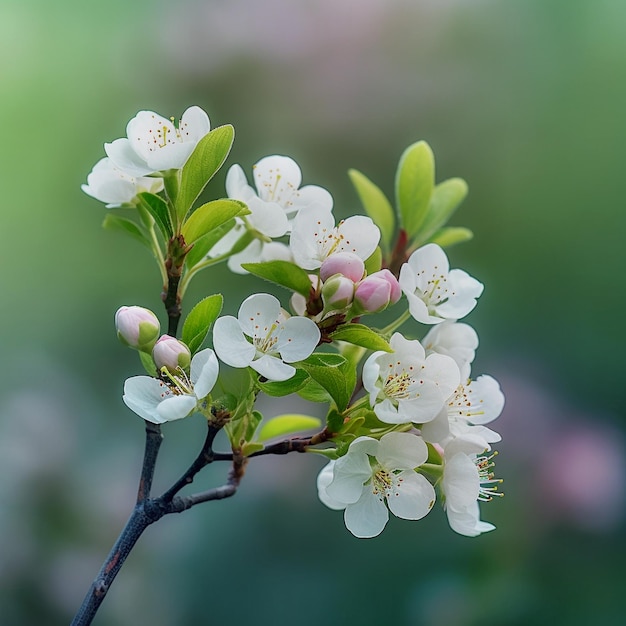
[448,384,485,421]
[161,366,194,396]
[371,464,403,501]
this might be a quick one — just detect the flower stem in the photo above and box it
[380,308,411,336]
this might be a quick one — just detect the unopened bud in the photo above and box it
[372,269,401,305]
[115,306,160,352]
[321,274,355,311]
[153,335,191,371]
[353,271,400,314]
[320,252,365,283]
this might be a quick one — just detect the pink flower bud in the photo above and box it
[354,276,392,314]
[370,269,401,305]
[322,275,355,311]
[320,252,365,283]
[115,306,160,351]
[152,335,191,371]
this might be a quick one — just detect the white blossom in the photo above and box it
[421,374,505,447]
[81,158,163,208]
[105,106,211,176]
[423,320,479,381]
[362,333,460,425]
[289,205,380,270]
[212,293,320,381]
[317,432,435,538]
[123,349,219,424]
[218,155,332,273]
[440,435,500,537]
[399,243,483,324]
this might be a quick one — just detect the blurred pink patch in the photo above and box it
[541,425,626,531]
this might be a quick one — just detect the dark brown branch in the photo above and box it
[136,422,163,503]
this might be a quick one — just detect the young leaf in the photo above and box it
[258,414,322,442]
[102,214,150,248]
[181,294,223,354]
[176,124,235,222]
[330,324,392,352]
[241,260,313,297]
[137,192,173,240]
[348,168,395,252]
[182,199,248,245]
[298,353,356,411]
[428,226,474,248]
[184,218,237,269]
[258,369,310,397]
[395,141,434,238]
[414,178,468,245]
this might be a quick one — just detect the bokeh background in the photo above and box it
[1,0,625,624]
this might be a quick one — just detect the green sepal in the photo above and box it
[241,260,313,297]
[258,414,322,442]
[333,433,357,457]
[102,214,150,248]
[182,199,248,245]
[139,350,158,377]
[348,168,395,253]
[258,369,310,397]
[428,226,474,248]
[184,218,237,269]
[330,323,392,352]
[307,447,340,460]
[181,294,223,354]
[426,441,443,465]
[395,141,434,238]
[412,177,467,247]
[137,192,173,240]
[298,353,356,412]
[176,124,235,222]
[364,246,382,276]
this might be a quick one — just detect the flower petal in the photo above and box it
[376,432,428,470]
[252,155,302,204]
[251,354,295,381]
[156,395,197,422]
[344,488,389,538]
[105,138,152,177]
[275,316,320,362]
[237,293,282,338]
[327,449,373,504]
[123,376,173,423]
[387,471,436,521]
[213,316,256,367]
[190,348,219,399]
[316,461,346,511]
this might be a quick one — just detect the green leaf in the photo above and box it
[258,414,322,442]
[176,124,235,221]
[395,141,434,238]
[297,378,332,403]
[137,192,173,239]
[139,350,157,377]
[242,442,265,456]
[330,324,392,352]
[348,169,395,252]
[428,226,474,248]
[415,178,468,245]
[258,369,310,397]
[298,353,356,412]
[364,246,382,276]
[181,294,223,354]
[102,214,150,248]
[242,260,313,297]
[182,199,248,245]
[185,218,236,269]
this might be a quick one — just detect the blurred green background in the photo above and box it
[1,0,625,624]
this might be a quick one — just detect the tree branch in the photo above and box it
[136,422,163,503]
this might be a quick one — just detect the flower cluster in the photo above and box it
[87,107,504,542]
